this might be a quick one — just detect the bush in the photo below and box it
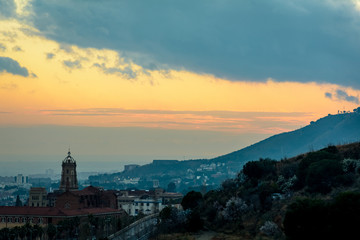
[181,191,203,210]
[243,158,277,180]
[284,192,360,240]
[283,198,328,240]
[305,159,343,193]
[260,221,279,236]
[221,197,250,221]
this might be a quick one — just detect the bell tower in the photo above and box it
[59,149,78,191]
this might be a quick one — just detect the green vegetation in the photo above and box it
[156,142,360,239]
[284,192,360,240]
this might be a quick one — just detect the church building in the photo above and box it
[59,149,78,191]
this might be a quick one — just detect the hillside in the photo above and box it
[155,142,360,239]
[212,111,360,170]
[89,110,360,191]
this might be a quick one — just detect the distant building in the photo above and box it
[14,174,28,184]
[117,189,183,216]
[59,150,78,191]
[28,187,47,207]
[153,179,159,188]
[45,169,54,177]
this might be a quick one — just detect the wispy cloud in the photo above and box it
[0,56,29,77]
[0,82,18,90]
[12,46,22,52]
[63,60,82,69]
[93,63,146,79]
[0,43,6,51]
[40,108,312,133]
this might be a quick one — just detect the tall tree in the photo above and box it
[15,195,22,207]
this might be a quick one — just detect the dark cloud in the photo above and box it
[0,57,29,77]
[335,89,359,104]
[326,89,359,104]
[325,92,333,99]
[46,53,55,59]
[63,60,82,69]
[28,0,360,88]
[0,0,15,19]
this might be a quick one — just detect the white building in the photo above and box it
[117,189,182,216]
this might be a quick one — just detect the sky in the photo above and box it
[1,0,360,175]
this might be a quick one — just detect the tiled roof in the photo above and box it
[0,207,66,217]
[72,186,101,196]
[0,206,125,217]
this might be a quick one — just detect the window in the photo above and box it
[7,217,12,223]
[22,218,26,223]
[15,217,19,223]
[32,196,39,200]
[147,203,150,206]
[1,217,5,223]
[39,218,43,224]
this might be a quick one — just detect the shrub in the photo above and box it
[181,191,203,210]
[243,158,277,180]
[221,197,250,221]
[305,159,343,193]
[260,221,279,236]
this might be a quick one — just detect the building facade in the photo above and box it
[0,206,125,229]
[28,187,47,207]
[117,189,183,216]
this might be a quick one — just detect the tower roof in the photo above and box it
[63,149,76,164]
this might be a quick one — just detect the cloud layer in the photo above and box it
[0,57,29,77]
[19,0,360,88]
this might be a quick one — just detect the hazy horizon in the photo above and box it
[1,0,360,176]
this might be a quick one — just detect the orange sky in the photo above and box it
[1,1,360,175]
[1,18,359,135]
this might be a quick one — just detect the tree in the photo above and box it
[305,159,343,193]
[32,225,44,240]
[283,198,328,240]
[46,223,57,240]
[167,182,176,192]
[15,195,22,207]
[242,158,277,180]
[181,191,203,210]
